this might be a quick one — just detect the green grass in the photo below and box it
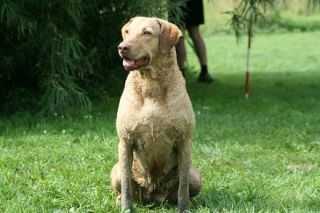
[1,31,320,212]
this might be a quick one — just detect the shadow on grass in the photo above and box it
[187,70,320,102]
[190,185,320,211]
[191,187,272,211]
[1,70,320,140]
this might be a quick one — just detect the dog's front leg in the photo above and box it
[177,139,191,213]
[119,139,133,212]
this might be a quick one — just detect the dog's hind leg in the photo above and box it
[166,166,202,203]
[189,167,202,197]
[111,162,121,194]
[111,162,144,206]
[110,162,122,206]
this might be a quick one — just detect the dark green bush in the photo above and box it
[0,0,185,114]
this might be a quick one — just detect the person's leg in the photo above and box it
[187,25,213,83]
[175,36,187,76]
[187,25,207,66]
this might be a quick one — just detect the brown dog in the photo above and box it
[111,17,201,212]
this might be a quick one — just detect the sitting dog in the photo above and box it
[111,17,201,212]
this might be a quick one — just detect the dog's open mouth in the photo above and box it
[122,56,149,71]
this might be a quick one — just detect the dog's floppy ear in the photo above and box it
[156,18,183,54]
[121,17,135,39]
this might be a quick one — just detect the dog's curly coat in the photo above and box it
[111,17,201,212]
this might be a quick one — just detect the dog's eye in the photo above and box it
[124,29,129,34]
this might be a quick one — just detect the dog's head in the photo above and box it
[118,17,182,72]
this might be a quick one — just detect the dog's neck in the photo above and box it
[130,49,181,101]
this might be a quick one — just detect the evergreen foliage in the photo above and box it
[0,0,185,113]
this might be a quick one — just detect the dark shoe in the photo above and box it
[198,72,214,83]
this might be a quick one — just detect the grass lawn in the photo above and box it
[1,31,320,212]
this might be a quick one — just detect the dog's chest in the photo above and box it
[132,102,180,149]
[129,101,181,170]
[131,121,178,179]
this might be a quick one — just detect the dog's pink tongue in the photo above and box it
[123,59,137,71]
[123,59,135,67]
